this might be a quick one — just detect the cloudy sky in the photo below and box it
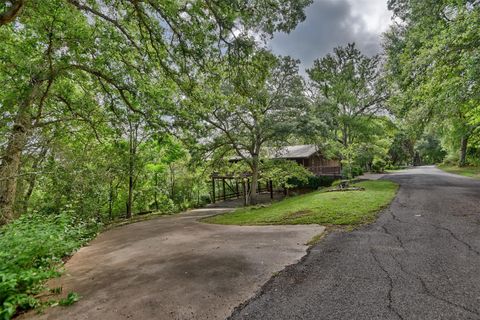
[269,0,393,72]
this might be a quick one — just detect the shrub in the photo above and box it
[385,163,407,170]
[371,158,386,173]
[287,175,335,190]
[341,166,363,179]
[0,212,99,319]
[442,154,460,166]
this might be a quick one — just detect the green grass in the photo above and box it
[204,180,398,226]
[437,164,480,179]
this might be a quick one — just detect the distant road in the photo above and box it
[230,166,480,320]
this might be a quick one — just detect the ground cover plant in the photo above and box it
[0,212,99,319]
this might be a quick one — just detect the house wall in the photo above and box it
[307,154,341,176]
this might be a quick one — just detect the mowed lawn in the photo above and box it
[438,164,480,179]
[204,180,398,226]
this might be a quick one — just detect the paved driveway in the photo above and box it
[28,207,324,320]
[230,166,480,320]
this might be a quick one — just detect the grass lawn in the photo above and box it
[204,180,398,226]
[437,164,480,179]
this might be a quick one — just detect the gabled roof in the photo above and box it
[230,144,319,161]
[268,144,318,159]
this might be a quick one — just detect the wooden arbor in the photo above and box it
[211,172,273,205]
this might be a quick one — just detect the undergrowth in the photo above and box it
[0,210,99,319]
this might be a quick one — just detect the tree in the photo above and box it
[415,134,447,165]
[190,52,308,204]
[384,0,480,167]
[388,129,415,166]
[0,0,313,224]
[307,43,387,149]
[305,43,390,175]
[0,0,25,26]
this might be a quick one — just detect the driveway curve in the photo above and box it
[27,207,324,320]
[229,166,480,320]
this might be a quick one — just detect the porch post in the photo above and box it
[269,180,273,199]
[222,178,226,201]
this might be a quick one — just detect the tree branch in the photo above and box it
[0,0,25,26]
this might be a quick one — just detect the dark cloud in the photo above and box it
[268,0,389,72]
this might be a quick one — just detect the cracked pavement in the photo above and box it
[229,166,480,320]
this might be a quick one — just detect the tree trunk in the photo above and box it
[126,126,135,219]
[459,135,468,167]
[21,146,48,214]
[127,166,134,218]
[153,172,159,211]
[108,180,114,220]
[169,163,175,200]
[413,151,421,166]
[0,83,40,225]
[342,124,349,147]
[249,155,259,205]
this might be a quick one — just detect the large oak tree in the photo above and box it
[0,0,312,224]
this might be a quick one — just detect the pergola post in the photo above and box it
[222,178,226,201]
[269,180,273,199]
[243,178,247,206]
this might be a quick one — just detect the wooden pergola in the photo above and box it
[211,172,273,205]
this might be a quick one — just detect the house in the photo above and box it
[211,144,341,203]
[230,144,342,177]
[266,145,341,177]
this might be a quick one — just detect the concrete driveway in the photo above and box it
[28,206,324,320]
[230,166,480,320]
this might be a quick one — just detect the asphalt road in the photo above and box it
[229,166,480,320]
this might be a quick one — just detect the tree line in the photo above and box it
[1,0,479,226]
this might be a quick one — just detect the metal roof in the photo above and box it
[267,144,318,159]
[230,144,319,161]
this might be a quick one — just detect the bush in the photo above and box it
[0,212,99,319]
[288,175,335,190]
[371,158,386,173]
[442,154,460,166]
[341,166,363,179]
[385,163,407,170]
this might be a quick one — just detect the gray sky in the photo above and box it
[269,0,393,72]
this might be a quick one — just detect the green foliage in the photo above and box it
[388,130,415,166]
[289,176,336,190]
[415,135,447,164]
[307,43,387,149]
[0,0,313,221]
[385,0,480,166]
[58,292,80,307]
[261,159,313,190]
[371,158,387,173]
[0,0,313,316]
[341,166,364,179]
[306,44,395,174]
[205,180,398,226]
[0,212,98,318]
